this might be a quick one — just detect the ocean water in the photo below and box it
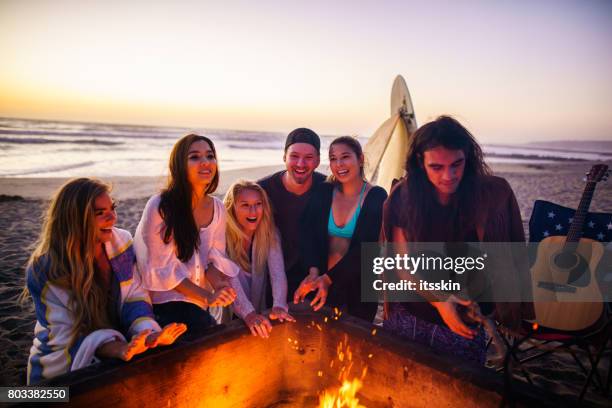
[0,117,289,178]
[1,117,611,178]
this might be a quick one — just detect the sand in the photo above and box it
[0,161,610,403]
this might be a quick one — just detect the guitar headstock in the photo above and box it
[585,164,610,183]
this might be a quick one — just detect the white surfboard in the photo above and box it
[390,75,414,118]
[364,75,417,192]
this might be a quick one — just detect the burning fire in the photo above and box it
[318,332,368,408]
[319,378,364,408]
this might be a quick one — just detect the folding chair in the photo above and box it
[497,199,612,403]
[499,310,611,401]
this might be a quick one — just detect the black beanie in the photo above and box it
[284,128,320,153]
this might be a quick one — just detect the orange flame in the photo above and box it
[319,378,365,408]
[318,336,368,407]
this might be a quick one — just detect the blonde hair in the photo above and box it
[26,178,113,339]
[224,180,277,275]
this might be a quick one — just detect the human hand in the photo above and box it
[432,295,477,339]
[208,286,236,307]
[120,330,151,361]
[269,307,296,323]
[145,323,187,348]
[293,268,320,304]
[244,312,273,338]
[310,274,332,311]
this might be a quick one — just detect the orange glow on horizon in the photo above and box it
[1,1,611,142]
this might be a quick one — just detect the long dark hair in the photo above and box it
[400,116,491,240]
[327,136,365,185]
[159,134,219,262]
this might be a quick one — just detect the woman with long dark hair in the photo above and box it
[134,134,237,332]
[25,178,185,384]
[294,136,387,322]
[382,116,530,364]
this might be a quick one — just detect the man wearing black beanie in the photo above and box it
[258,128,326,299]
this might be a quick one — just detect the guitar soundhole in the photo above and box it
[553,251,590,286]
[554,251,579,269]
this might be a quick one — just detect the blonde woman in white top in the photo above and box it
[224,181,294,338]
[134,134,237,332]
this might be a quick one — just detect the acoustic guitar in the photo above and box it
[531,164,609,331]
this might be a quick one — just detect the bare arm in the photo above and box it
[392,226,476,339]
[173,278,212,307]
[172,277,236,307]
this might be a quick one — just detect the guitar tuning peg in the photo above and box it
[583,177,587,182]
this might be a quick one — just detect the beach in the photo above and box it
[1,161,611,403]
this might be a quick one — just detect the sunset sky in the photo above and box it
[1,0,611,142]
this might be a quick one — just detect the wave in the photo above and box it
[0,137,123,146]
[0,128,177,140]
[0,117,291,144]
[484,152,587,162]
[0,117,187,134]
[488,143,612,156]
[1,161,96,177]
[226,142,282,150]
[0,128,286,143]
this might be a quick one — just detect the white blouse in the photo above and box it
[134,194,239,309]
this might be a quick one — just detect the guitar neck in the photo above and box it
[565,181,596,244]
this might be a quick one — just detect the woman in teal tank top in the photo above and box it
[327,181,366,238]
[295,137,387,322]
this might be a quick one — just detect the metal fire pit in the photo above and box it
[39,308,562,407]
